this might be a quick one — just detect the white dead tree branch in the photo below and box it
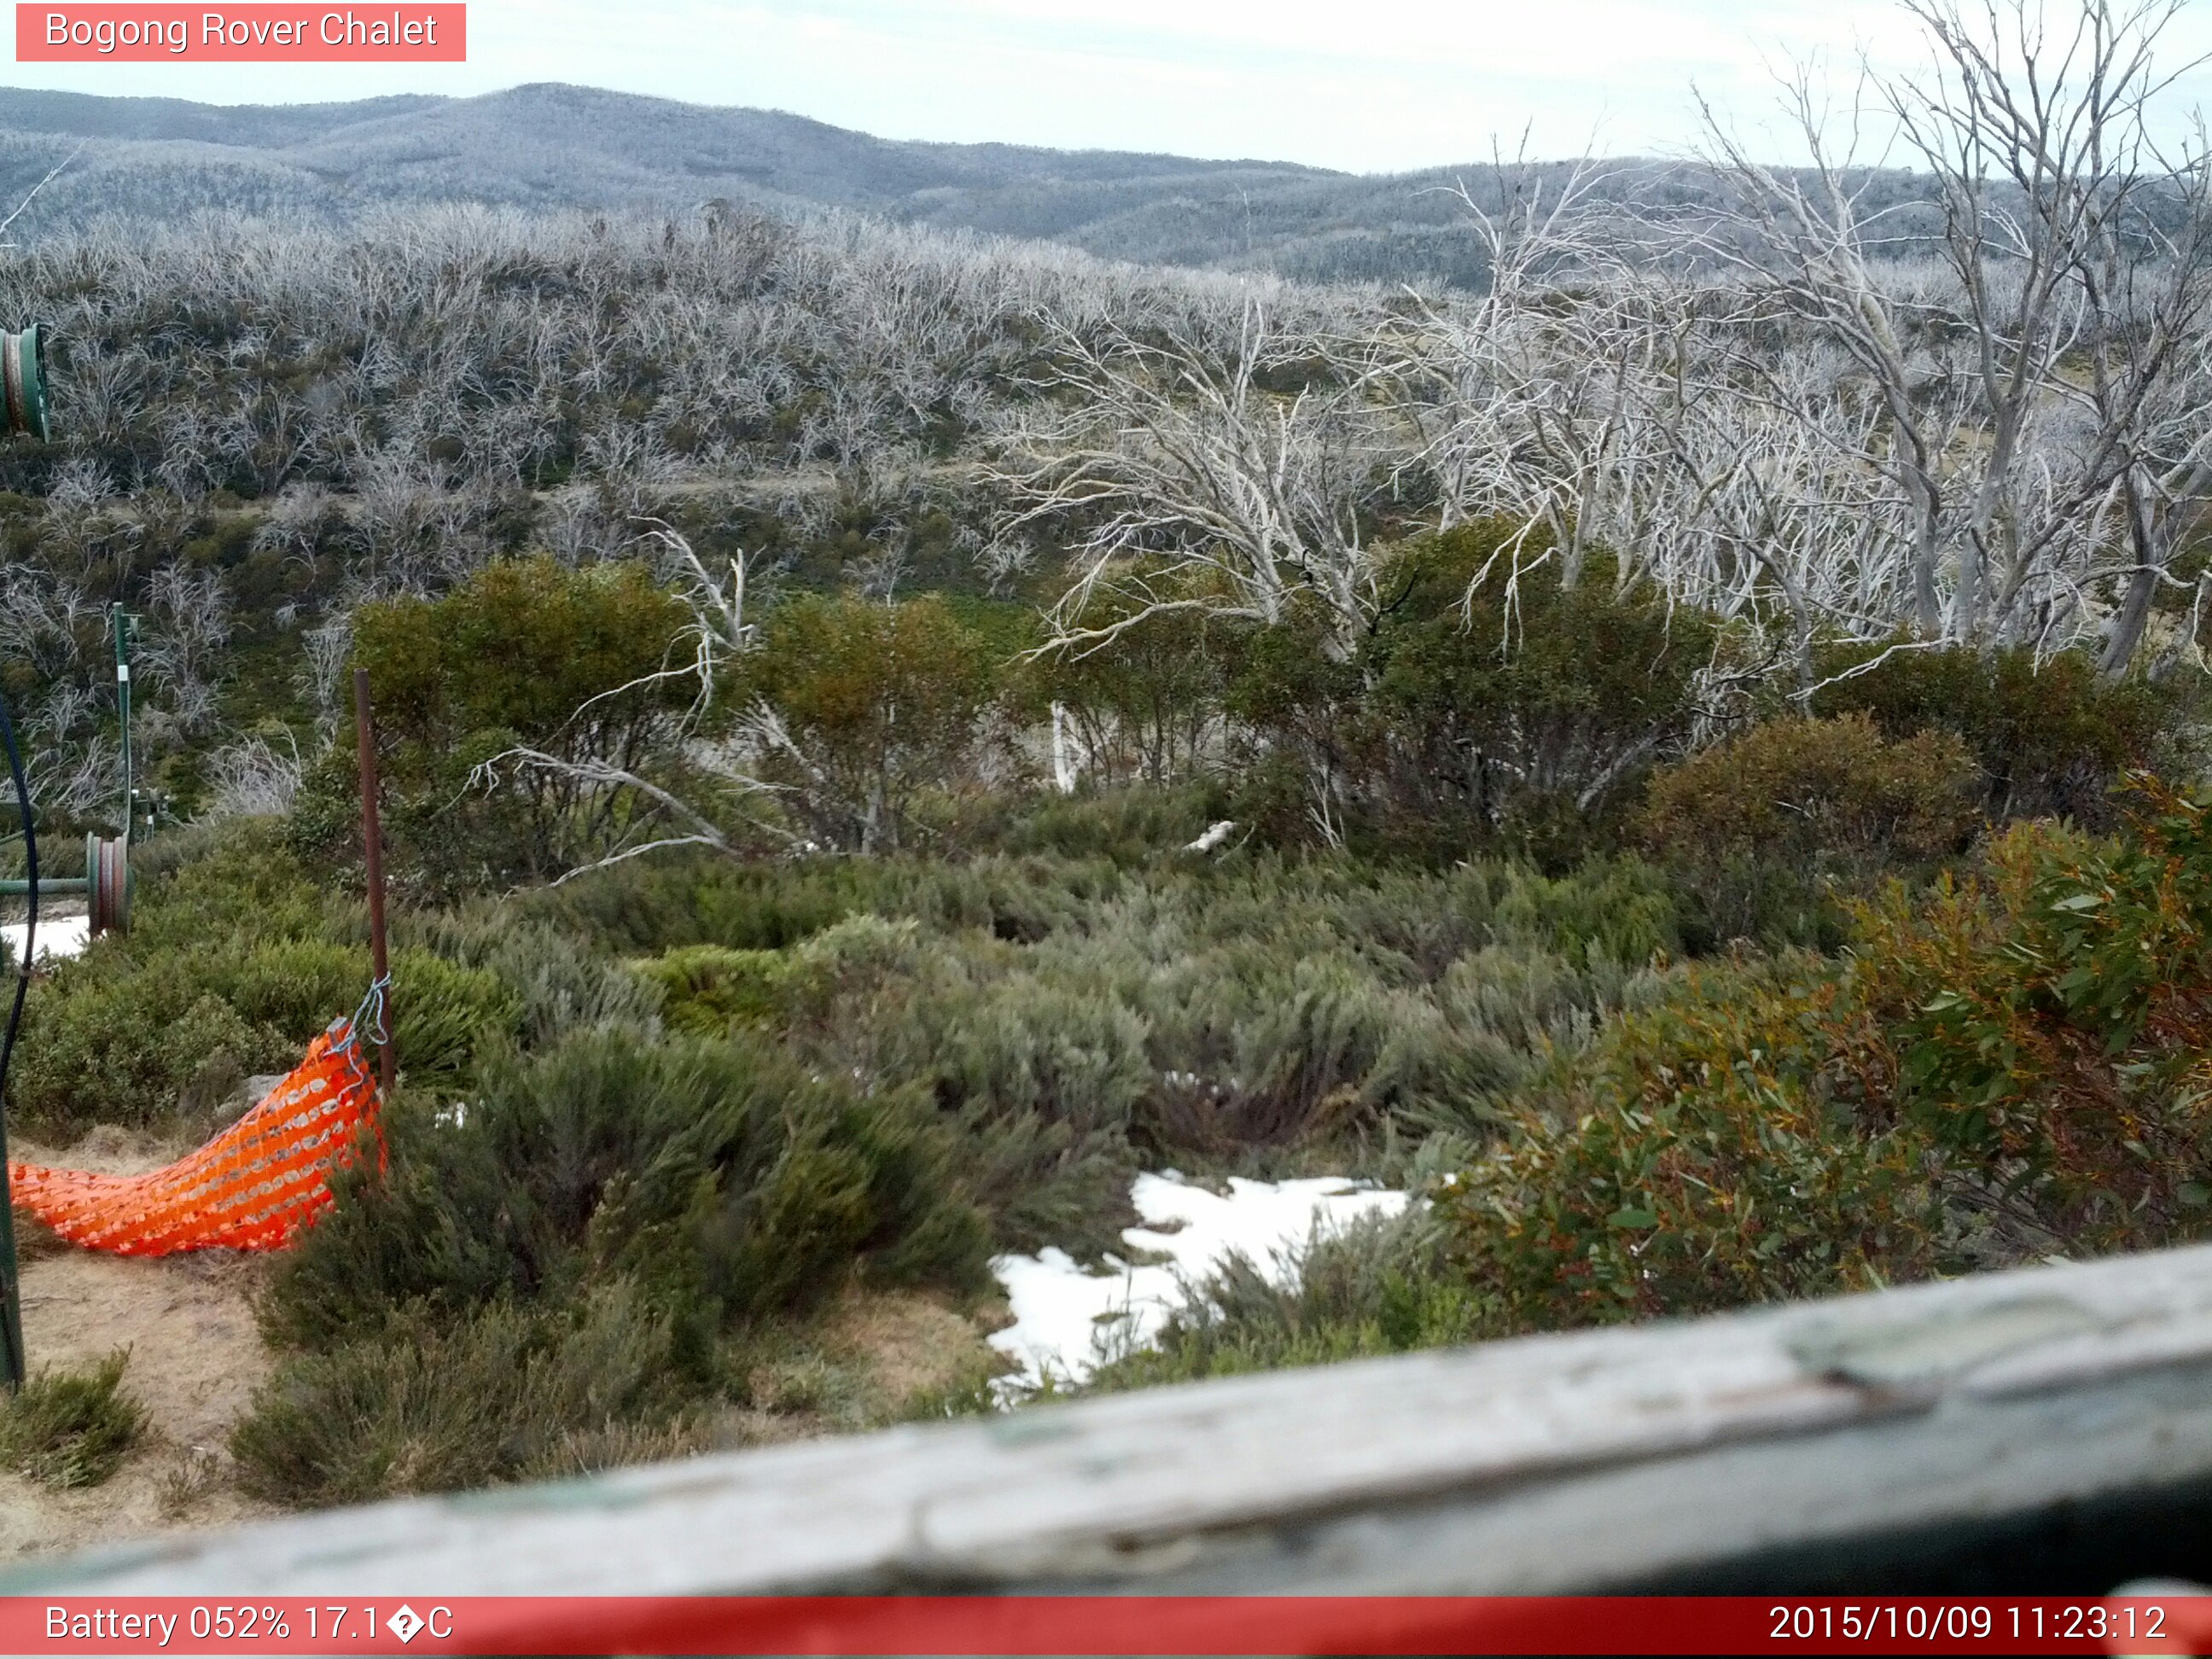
[468,526,793,881]
[989,300,1393,662]
[1693,0,2212,668]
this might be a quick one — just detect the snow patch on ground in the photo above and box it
[0,915,90,964]
[987,1171,1407,1395]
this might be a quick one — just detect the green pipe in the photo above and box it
[0,879,85,895]
[113,607,135,842]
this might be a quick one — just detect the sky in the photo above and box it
[9,0,2212,172]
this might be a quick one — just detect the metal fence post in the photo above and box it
[353,669,395,1097]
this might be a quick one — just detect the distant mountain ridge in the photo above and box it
[0,82,1805,286]
[0,84,1332,233]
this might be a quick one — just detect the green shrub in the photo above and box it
[12,824,521,1131]
[382,950,524,1089]
[258,1027,992,1358]
[638,918,1150,1256]
[633,944,796,1035]
[233,1284,695,1506]
[1226,524,1716,859]
[531,847,1123,957]
[1437,957,1942,1333]
[13,973,289,1135]
[1487,857,1683,969]
[403,905,664,1048]
[1020,577,1227,787]
[3,1350,148,1489]
[900,975,1148,1254]
[8,825,360,1136]
[741,591,1000,853]
[291,556,695,898]
[1639,714,1979,871]
[209,937,361,1039]
[946,783,1231,866]
[1406,945,1665,1136]
[1435,777,2212,1340]
[1866,783,2212,1253]
[121,820,334,954]
[1811,643,2185,826]
[560,850,1683,1254]
[1663,853,1855,957]
[358,557,691,747]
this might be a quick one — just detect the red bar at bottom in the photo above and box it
[3,1594,2209,1656]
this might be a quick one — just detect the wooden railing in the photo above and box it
[16,1242,2212,1595]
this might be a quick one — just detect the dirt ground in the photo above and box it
[0,1127,277,1561]
[0,1126,1012,1563]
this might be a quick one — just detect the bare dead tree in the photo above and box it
[990,300,1393,662]
[1696,0,2212,667]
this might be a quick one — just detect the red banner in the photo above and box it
[1,1596,2209,1655]
[16,5,464,61]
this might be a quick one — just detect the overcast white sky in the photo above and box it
[9,0,2212,172]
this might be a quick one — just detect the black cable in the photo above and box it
[0,690,32,1388]
[0,690,32,1042]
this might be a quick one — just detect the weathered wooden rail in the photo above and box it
[18,1243,2212,1595]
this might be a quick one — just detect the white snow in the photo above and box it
[987,1171,1408,1397]
[0,915,90,964]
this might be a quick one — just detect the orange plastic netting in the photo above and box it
[7,1014,383,1256]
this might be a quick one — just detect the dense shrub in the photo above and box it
[1228,523,1716,859]
[740,591,1000,853]
[10,826,335,1133]
[356,556,691,748]
[12,975,287,1134]
[207,936,362,1039]
[12,827,525,1133]
[1639,715,1979,871]
[632,915,1145,1255]
[1812,643,2183,826]
[571,850,1679,1254]
[632,944,793,1035]
[1660,853,1856,958]
[533,847,1126,955]
[119,822,335,950]
[1435,779,2212,1337]
[402,905,665,1049]
[1635,713,1979,947]
[1868,783,2212,1254]
[1021,576,1227,787]
[1436,958,1941,1334]
[852,957,1150,1254]
[290,556,694,898]
[201,938,518,1086]
[258,1027,992,1359]
[946,783,1231,866]
[235,1006,993,1497]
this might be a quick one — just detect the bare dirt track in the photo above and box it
[0,1130,275,1561]
[0,1131,1008,1563]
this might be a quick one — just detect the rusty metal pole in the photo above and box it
[353,667,394,1097]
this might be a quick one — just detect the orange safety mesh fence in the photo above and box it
[7,1008,383,1257]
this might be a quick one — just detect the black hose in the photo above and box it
[0,690,32,1388]
[0,690,32,1049]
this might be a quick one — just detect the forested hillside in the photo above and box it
[5,0,2212,1528]
[0,83,1938,288]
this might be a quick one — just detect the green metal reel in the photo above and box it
[85,831,129,937]
[0,609,140,941]
[2,323,49,442]
[0,835,130,940]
